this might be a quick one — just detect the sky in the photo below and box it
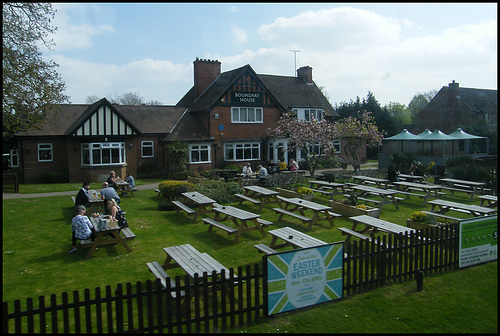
[43,3,497,107]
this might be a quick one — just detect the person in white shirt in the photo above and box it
[242,163,253,177]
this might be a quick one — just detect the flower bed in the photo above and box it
[328,200,380,218]
[276,187,314,200]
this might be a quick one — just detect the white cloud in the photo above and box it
[231,25,248,46]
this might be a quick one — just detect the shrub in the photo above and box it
[195,180,243,203]
[446,157,491,182]
[410,211,429,222]
[42,169,69,183]
[169,170,189,180]
[137,160,167,179]
[297,187,313,194]
[157,180,195,210]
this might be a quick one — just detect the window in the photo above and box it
[190,144,211,163]
[81,143,125,166]
[304,109,323,121]
[333,140,341,153]
[38,143,53,162]
[231,107,263,123]
[141,141,154,158]
[9,149,19,167]
[225,142,260,161]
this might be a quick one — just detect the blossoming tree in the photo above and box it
[332,111,385,170]
[267,114,338,176]
[267,111,384,176]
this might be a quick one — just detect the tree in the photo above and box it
[167,141,189,172]
[3,3,69,140]
[408,90,437,124]
[331,111,384,170]
[385,102,411,128]
[267,114,338,176]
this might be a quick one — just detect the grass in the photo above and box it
[2,177,497,333]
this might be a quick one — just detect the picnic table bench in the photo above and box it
[392,181,444,206]
[349,184,403,210]
[173,191,216,222]
[345,215,417,243]
[236,185,281,212]
[428,199,497,217]
[266,226,327,251]
[439,178,486,201]
[420,211,461,222]
[478,195,497,208]
[274,196,340,230]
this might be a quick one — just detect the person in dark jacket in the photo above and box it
[75,182,91,208]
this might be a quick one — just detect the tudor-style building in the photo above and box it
[8,58,351,183]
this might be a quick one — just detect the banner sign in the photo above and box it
[459,215,497,268]
[264,243,343,316]
[232,92,263,104]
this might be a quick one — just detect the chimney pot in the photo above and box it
[193,58,221,99]
[297,66,313,84]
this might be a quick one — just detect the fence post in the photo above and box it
[416,270,423,291]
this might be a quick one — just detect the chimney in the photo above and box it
[449,80,459,89]
[297,66,313,84]
[193,58,221,99]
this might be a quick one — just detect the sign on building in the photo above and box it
[264,243,343,316]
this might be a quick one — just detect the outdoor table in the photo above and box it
[478,195,497,208]
[352,175,390,189]
[350,184,400,210]
[397,174,425,183]
[428,199,497,217]
[87,189,105,214]
[210,205,267,244]
[393,181,442,205]
[212,169,239,181]
[308,180,347,199]
[87,217,134,259]
[275,197,338,230]
[116,179,135,197]
[239,185,281,211]
[439,178,486,201]
[347,214,416,242]
[267,226,327,250]
[180,191,216,222]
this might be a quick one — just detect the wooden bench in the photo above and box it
[171,200,196,215]
[154,189,161,197]
[71,196,76,205]
[273,208,312,223]
[235,193,262,205]
[202,218,238,234]
[328,211,342,218]
[257,218,273,226]
[253,243,278,254]
[121,227,136,240]
[420,211,461,221]
[310,188,332,196]
[338,228,391,247]
[439,185,474,195]
[146,261,184,298]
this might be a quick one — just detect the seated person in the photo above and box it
[278,159,287,172]
[106,199,121,220]
[75,182,91,208]
[125,171,135,189]
[107,170,118,190]
[69,205,96,253]
[387,165,400,182]
[290,159,299,171]
[100,182,120,206]
[242,163,253,177]
[257,164,268,181]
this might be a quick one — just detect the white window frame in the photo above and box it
[189,144,211,164]
[294,108,324,122]
[81,142,126,166]
[38,143,53,162]
[141,141,154,158]
[333,139,341,153]
[224,142,261,161]
[231,107,263,123]
[9,148,19,167]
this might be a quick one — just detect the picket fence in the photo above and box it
[3,224,459,333]
[2,172,19,193]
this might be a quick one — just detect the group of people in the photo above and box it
[242,163,268,181]
[70,171,132,253]
[244,159,300,176]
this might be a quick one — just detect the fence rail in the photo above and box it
[3,225,459,333]
[2,172,19,193]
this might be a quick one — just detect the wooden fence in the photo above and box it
[2,172,19,193]
[3,225,459,333]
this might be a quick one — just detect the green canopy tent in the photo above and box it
[380,129,421,154]
[420,129,453,157]
[448,128,489,155]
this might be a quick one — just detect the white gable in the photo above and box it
[73,105,136,136]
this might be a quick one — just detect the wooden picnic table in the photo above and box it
[212,169,239,181]
[87,190,105,214]
[350,184,400,210]
[397,174,425,183]
[236,185,281,211]
[428,199,497,217]
[205,205,269,244]
[274,197,340,230]
[177,191,216,222]
[86,217,134,259]
[342,214,416,243]
[352,175,390,189]
[268,226,327,250]
[478,195,497,208]
[439,178,486,201]
[308,180,347,199]
[393,181,443,205]
[115,179,135,197]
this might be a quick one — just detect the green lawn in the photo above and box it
[2,178,497,333]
